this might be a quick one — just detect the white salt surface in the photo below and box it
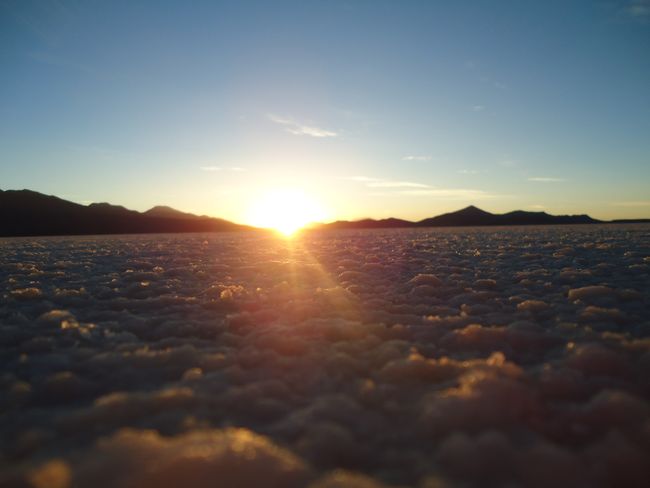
[1,225,649,487]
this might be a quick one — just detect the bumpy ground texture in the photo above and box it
[1,225,649,488]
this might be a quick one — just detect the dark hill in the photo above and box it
[0,189,250,237]
[496,210,599,226]
[416,206,600,227]
[144,206,202,220]
[320,205,604,230]
[417,205,500,226]
[1,189,644,237]
[611,218,650,224]
[320,217,414,230]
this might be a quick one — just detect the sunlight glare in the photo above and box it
[248,188,327,236]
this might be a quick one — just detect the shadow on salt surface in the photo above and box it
[0,225,649,487]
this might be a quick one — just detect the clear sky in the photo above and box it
[1,0,649,223]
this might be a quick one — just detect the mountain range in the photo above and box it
[1,189,647,237]
[317,205,607,229]
[0,189,250,237]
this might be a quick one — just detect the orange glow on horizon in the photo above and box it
[247,188,328,236]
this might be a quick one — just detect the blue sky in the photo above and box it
[1,0,649,222]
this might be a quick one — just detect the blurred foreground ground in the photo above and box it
[1,225,649,487]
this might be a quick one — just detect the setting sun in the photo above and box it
[3,1,650,486]
[247,188,327,236]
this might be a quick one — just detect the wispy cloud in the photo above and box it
[344,176,429,188]
[612,200,650,207]
[472,105,485,112]
[402,155,431,161]
[466,60,508,90]
[346,175,500,199]
[498,159,518,167]
[367,181,430,188]
[528,177,565,182]
[625,0,650,18]
[458,169,480,175]
[398,188,499,199]
[268,114,337,138]
[200,166,247,172]
[343,176,380,183]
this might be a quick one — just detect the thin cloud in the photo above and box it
[367,181,430,188]
[528,177,565,182]
[498,159,518,167]
[402,155,431,161]
[287,126,337,137]
[465,60,508,90]
[345,176,497,199]
[472,105,485,112]
[200,166,246,172]
[625,0,650,18]
[458,169,480,175]
[612,200,650,207]
[345,176,429,188]
[343,176,380,183]
[268,114,337,138]
[399,188,499,199]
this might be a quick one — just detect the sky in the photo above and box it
[1,0,649,223]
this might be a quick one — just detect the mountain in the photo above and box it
[318,205,605,230]
[1,189,645,237]
[611,218,650,224]
[143,205,202,220]
[319,217,415,230]
[0,189,250,237]
[496,210,600,226]
[416,206,601,227]
[417,205,499,227]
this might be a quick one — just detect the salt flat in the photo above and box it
[1,225,649,487]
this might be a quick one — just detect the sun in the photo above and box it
[248,188,327,236]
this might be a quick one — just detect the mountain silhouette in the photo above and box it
[319,205,606,230]
[143,206,203,220]
[316,217,414,230]
[418,205,500,226]
[416,206,601,227]
[1,190,646,237]
[0,189,250,237]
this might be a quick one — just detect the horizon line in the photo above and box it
[2,188,650,232]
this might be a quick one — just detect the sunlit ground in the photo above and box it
[1,224,650,487]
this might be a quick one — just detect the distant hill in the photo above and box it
[417,205,499,227]
[416,205,601,227]
[318,217,414,230]
[318,205,609,230]
[611,218,650,224]
[1,189,647,237]
[143,205,203,220]
[0,189,250,237]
